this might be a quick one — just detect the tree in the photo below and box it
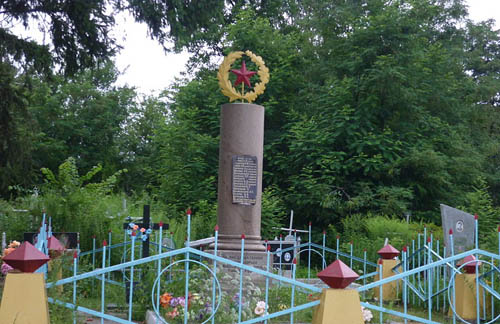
[151,1,500,229]
[0,62,37,196]
[28,62,136,177]
[0,0,297,75]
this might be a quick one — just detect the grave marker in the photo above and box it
[440,204,475,256]
[122,205,168,258]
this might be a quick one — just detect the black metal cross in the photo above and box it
[122,205,169,257]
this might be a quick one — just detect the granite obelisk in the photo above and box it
[212,51,270,264]
[216,103,265,252]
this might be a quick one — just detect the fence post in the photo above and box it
[238,234,245,323]
[211,225,219,324]
[101,240,107,324]
[128,234,136,321]
[308,222,312,279]
[184,208,191,324]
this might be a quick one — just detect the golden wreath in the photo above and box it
[217,50,269,103]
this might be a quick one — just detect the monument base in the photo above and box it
[214,234,266,252]
[216,249,269,270]
[312,288,364,324]
[0,273,50,324]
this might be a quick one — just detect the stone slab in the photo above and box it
[440,204,475,256]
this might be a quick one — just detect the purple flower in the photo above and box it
[1,263,13,275]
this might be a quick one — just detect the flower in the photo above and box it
[140,228,146,233]
[160,293,172,308]
[166,307,179,319]
[3,247,15,257]
[8,241,20,248]
[1,263,13,275]
[254,301,267,316]
[361,306,373,322]
[133,224,139,230]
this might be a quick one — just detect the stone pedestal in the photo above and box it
[449,273,489,320]
[374,259,400,301]
[0,273,50,324]
[216,249,268,270]
[215,103,265,252]
[312,288,364,324]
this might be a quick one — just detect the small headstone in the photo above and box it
[268,240,294,270]
[440,204,475,256]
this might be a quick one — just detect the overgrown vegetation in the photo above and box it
[3,0,500,235]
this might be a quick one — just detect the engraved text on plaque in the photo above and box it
[232,155,258,205]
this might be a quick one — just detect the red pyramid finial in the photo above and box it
[241,234,245,239]
[267,244,271,251]
[2,242,50,272]
[309,221,312,226]
[47,236,65,258]
[474,213,478,220]
[186,208,192,215]
[379,258,384,265]
[460,255,481,273]
[427,237,431,243]
[48,236,65,252]
[323,230,326,235]
[317,259,359,289]
[215,225,219,231]
[293,258,297,265]
[73,250,78,259]
[103,240,107,246]
[377,244,400,259]
[159,221,163,227]
[449,228,453,235]
[402,246,407,252]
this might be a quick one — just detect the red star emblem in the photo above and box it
[231,61,257,87]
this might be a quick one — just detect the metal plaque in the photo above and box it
[232,155,258,205]
[268,241,295,270]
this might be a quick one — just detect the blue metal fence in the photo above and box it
[25,212,500,323]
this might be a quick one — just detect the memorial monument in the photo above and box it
[440,204,475,256]
[212,51,269,266]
